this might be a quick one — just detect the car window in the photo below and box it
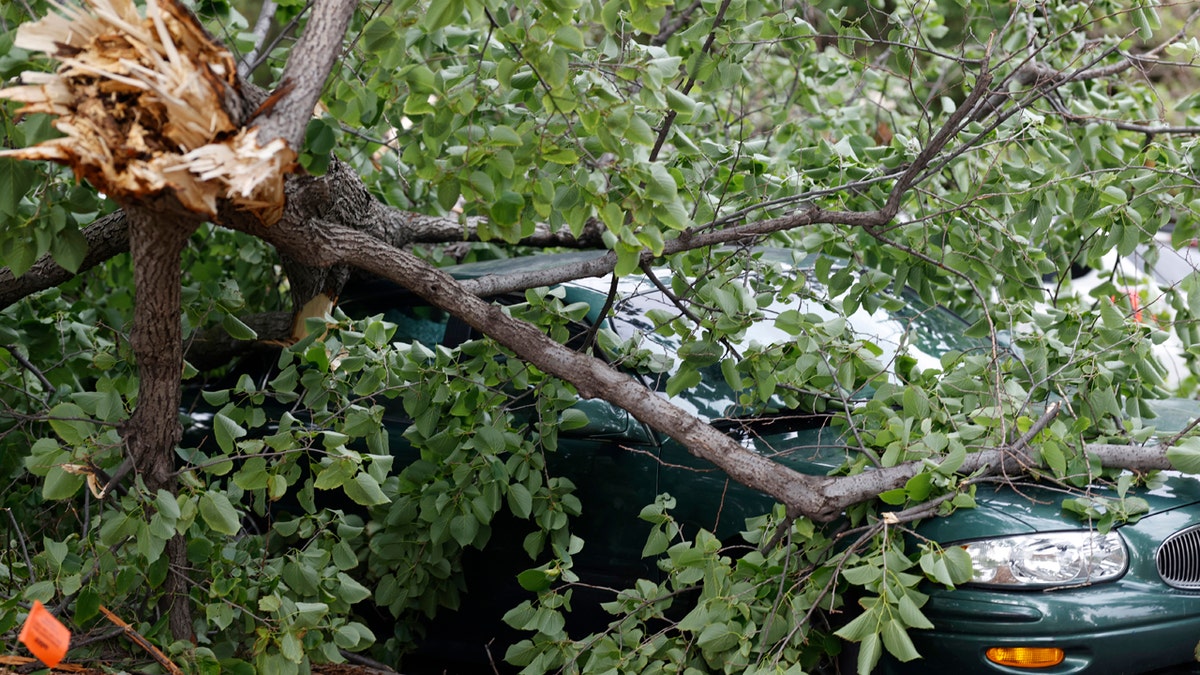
[587,266,986,420]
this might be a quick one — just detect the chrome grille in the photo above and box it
[1157,524,1200,589]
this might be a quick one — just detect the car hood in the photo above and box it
[916,472,1200,543]
[742,399,1200,543]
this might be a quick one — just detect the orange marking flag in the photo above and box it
[17,600,71,668]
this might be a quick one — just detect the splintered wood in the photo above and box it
[0,0,294,224]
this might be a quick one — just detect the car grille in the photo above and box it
[1157,524,1200,589]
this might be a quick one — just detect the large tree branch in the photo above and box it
[227,214,847,519]
[0,166,607,312]
[0,211,128,309]
[249,0,357,150]
[122,196,203,642]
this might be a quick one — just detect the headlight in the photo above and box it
[962,531,1128,588]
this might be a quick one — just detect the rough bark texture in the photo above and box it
[0,160,606,314]
[250,0,357,151]
[123,198,202,641]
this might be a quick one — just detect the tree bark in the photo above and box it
[0,211,128,309]
[123,198,202,642]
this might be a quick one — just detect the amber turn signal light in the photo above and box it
[985,646,1065,668]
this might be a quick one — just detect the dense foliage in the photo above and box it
[3,0,1200,672]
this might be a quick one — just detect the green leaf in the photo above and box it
[842,565,882,586]
[858,632,883,675]
[614,245,640,277]
[1167,438,1200,474]
[489,125,522,146]
[222,313,258,340]
[936,443,965,475]
[75,587,101,624]
[155,489,182,520]
[897,593,933,630]
[50,227,88,273]
[199,492,241,535]
[559,408,589,431]
[343,472,390,506]
[1040,442,1067,475]
[42,466,84,500]
[645,164,678,202]
[213,412,246,453]
[552,25,585,51]
[508,483,533,519]
[292,602,329,628]
[942,546,974,584]
[664,87,697,117]
[490,191,526,227]
[0,158,36,217]
[677,339,723,367]
[280,630,303,663]
[335,572,373,604]
[450,513,479,547]
[625,115,656,146]
[881,619,921,661]
[49,402,92,445]
[665,366,701,397]
[904,472,932,502]
[517,568,554,592]
[421,0,463,30]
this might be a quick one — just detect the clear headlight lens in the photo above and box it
[962,531,1128,588]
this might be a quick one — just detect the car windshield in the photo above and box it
[578,261,987,421]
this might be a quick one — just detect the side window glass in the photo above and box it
[382,305,450,347]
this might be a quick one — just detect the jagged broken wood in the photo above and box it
[0,0,293,223]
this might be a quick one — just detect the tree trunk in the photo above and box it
[122,199,201,642]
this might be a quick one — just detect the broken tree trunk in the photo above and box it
[0,0,304,640]
[124,199,202,640]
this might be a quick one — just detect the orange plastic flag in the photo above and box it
[18,600,71,668]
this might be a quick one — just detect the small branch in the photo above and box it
[98,458,134,499]
[69,626,125,650]
[238,0,279,79]
[5,508,36,583]
[651,0,702,46]
[338,650,400,674]
[649,0,732,162]
[251,0,357,150]
[4,345,56,394]
[886,49,994,216]
[1160,416,1200,451]
[241,1,311,78]
[1010,401,1062,456]
[581,274,619,354]
[98,605,184,675]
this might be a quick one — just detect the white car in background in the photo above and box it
[1071,223,1200,391]
[1118,223,1200,289]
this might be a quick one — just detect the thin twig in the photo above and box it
[5,508,36,584]
[238,0,279,79]
[581,274,619,354]
[241,0,312,78]
[1159,414,1200,451]
[649,0,732,162]
[339,650,400,673]
[98,605,185,675]
[5,345,56,394]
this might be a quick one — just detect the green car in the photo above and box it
[211,250,1200,673]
